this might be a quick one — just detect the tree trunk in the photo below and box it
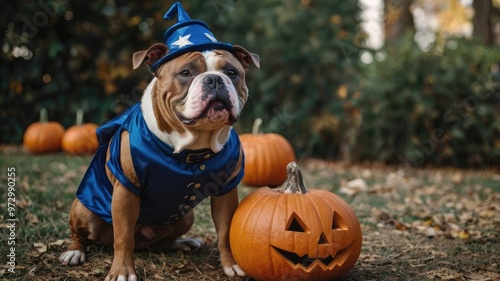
[384,0,415,45]
[472,0,493,45]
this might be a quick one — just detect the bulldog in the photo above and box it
[59,42,259,281]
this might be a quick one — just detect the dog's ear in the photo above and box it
[232,45,260,69]
[132,43,169,69]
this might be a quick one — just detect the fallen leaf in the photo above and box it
[17,198,31,209]
[340,178,368,196]
[394,220,409,231]
[360,254,380,262]
[68,269,90,278]
[348,178,368,190]
[457,230,470,240]
[21,176,30,191]
[479,209,496,219]
[371,208,391,222]
[459,212,474,224]
[94,268,102,274]
[425,227,437,238]
[485,271,500,280]
[464,272,493,281]
[33,242,47,254]
[340,186,358,196]
[27,213,39,224]
[55,201,65,210]
[27,267,37,276]
[451,171,463,184]
[427,268,463,280]
[48,239,69,249]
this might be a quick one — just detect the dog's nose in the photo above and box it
[203,74,224,89]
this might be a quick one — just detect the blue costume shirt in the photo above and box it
[76,103,244,225]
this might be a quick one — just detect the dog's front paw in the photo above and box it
[223,264,246,277]
[59,250,86,265]
[104,266,137,281]
[174,238,202,251]
[104,274,137,281]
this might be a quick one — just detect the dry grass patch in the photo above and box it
[0,151,498,280]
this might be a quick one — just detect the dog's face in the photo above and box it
[132,43,259,152]
[155,49,248,131]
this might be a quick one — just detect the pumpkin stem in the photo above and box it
[280,162,308,194]
[76,109,84,126]
[252,118,263,134]
[40,108,48,124]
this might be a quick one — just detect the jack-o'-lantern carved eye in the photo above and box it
[332,212,346,230]
[286,212,308,233]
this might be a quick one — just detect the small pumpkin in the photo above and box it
[240,118,296,187]
[230,162,362,281]
[61,109,99,155]
[23,108,65,154]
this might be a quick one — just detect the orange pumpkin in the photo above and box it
[23,108,65,154]
[240,118,296,187]
[61,109,99,155]
[230,162,362,281]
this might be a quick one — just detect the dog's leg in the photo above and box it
[60,199,113,265]
[104,130,141,281]
[211,188,245,277]
[104,182,140,281]
[59,199,90,265]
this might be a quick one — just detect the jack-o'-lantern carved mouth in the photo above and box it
[269,211,353,271]
[271,246,341,270]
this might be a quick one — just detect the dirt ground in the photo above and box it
[0,151,498,280]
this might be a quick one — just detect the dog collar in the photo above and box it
[184,149,214,163]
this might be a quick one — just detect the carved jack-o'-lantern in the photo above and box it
[230,162,362,281]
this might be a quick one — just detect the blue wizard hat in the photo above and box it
[149,2,234,72]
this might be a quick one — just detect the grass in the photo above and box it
[0,149,499,280]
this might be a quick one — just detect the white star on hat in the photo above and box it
[171,34,193,48]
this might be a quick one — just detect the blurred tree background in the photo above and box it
[1,0,499,167]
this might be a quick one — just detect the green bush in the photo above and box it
[192,0,363,159]
[2,0,363,161]
[3,2,498,168]
[353,35,500,167]
[1,0,170,143]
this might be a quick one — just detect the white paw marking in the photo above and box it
[59,250,86,265]
[224,264,246,277]
[106,274,136,281]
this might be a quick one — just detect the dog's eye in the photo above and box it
[179,70,192,77]
[227,70,238,79]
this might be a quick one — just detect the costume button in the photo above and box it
[204,154,211,159]
[190,195,197,201]
[200,164,206,171]
[194,183,201,188]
